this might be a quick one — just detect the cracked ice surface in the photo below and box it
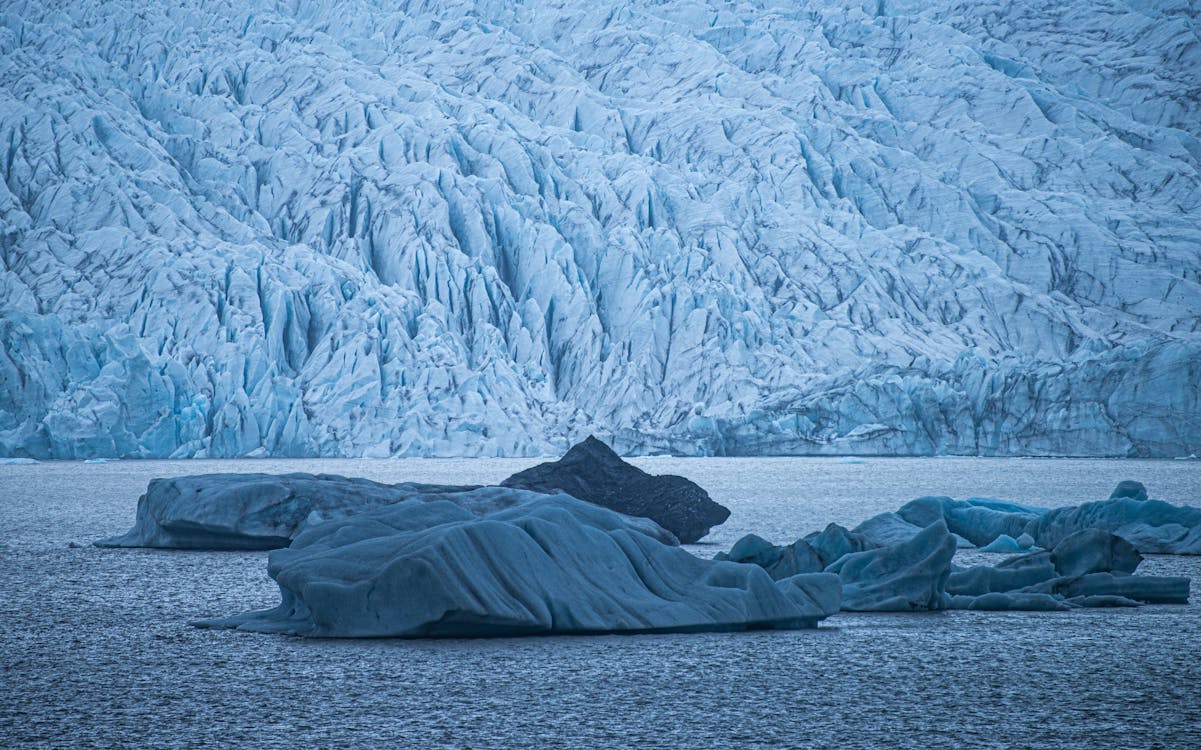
[1,0,1199,458]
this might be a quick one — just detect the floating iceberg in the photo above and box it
[978,534,1037,553]
[1024,486,1201,554]
[947,529,1189,608]
[849,513,928,548]
[723,514,1190,612]
[95,473,481,550]
[713,534,821,579]
[196,494,841,638]
[716,523,872,578]
[501,436,729,543]
[855,482,1201,555]
[892,496,1045,547]
[827,522,957,612]
[97,437,722,549]
[722,521,958,611]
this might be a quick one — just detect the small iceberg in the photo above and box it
[979,533,1037,553]
[827,521,957,612]
[0,457,40,465]
[849,481,1201,555]
[947,529,1189,608]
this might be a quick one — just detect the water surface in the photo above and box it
[2,458,1199,748]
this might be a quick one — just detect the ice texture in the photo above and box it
[2,0,1200,459]
[195,494,842,637]
[501,436,728,543]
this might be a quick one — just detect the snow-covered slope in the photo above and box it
[2,0,1199,458]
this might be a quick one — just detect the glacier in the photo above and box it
[2,0,1200,458]
[195,494,842,637]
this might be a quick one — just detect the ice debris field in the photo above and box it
[96,439,1197,637]
[3,0,1201,460]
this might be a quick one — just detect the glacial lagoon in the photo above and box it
[2,457,1199,748]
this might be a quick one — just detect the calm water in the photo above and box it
[2,457,1200,748]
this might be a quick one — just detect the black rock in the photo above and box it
[501,436,730,543]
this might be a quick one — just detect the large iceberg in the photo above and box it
[2,0,1200,459]
[1024,495,1201,554]
[501,435,729,543]
[95,472,481,550]
[196,494,842,637]
[95,437,727,548]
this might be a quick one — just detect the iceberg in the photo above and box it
[721,521,958,611]
[501,436,729,543]
[894,496,1045,547]
[1024,486,1201,554]
[858,482,1201,555]
[827,522,957,612]
[978,534,1037,553]
[947,529,1189,608]
[2,0,1199,460]
[714,534,826,579]
[94,473,481,550]
[849,513,929,548]
[947,593,1070,612]
[195,494,841,637]
[97,438,721,549]
[716,523,872,578]
[723,515,1191,612]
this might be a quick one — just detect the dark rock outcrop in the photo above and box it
[501,436,730,543]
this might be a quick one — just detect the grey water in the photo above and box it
[2,457,1200,749]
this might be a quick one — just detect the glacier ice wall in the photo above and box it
[1,0,1199,458]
